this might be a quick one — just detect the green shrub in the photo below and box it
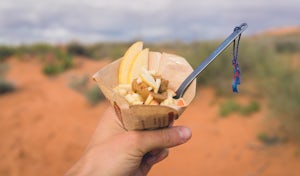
[273,35,300,53]
[240,101,260,116]
[84,86,105,105]
[0,79,15,94]
[0,46,15,61]
[30,43,54,55]
[13,43,54,59]
[275,41,299,53]
[257,132,281,145]
[56,50,73,69]
[67,42,91,57]
[219,99,261,117]
[219,100,241,117]
[68,75,89,93]
[89,42,129,60]
[43,64,63,75]
[263,67,300,139]
[42,50,73,76]
[250,36,300,139]
[68,76,105,105]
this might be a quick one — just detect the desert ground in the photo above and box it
[1,57,300,176]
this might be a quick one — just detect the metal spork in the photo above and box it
[174,23,248,99]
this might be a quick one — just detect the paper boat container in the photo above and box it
[93,52,196,130]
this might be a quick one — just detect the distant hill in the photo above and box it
[255,26,300,37]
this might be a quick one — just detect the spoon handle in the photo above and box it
[174,23,248,99]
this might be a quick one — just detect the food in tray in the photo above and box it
[114,41,185,107]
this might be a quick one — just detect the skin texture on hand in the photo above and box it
[65,106,192,176]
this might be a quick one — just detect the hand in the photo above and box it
[65,106,192,176]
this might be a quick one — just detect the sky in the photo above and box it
[0,0,299,45]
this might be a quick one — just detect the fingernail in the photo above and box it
[178,127,192,143]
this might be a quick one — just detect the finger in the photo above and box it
[137,126,192,153]
[146,148,169,165]
[139,149,169,175]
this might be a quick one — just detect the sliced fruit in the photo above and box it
[128,48,149,83]
[154,78,161,93]
[176,98,185,106]
[119,41,143,84]
[148,52,161,72]
[140,70,157,89]
[144,94,154,105]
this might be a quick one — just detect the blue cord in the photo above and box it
[232,31,242,93]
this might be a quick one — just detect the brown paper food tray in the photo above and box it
[93,52,196,130]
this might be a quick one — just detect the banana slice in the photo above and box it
[118,41,143,84]
[128,48,149,83]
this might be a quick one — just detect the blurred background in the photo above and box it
[0,0,300,175]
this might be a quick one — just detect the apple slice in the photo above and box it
[140,69,157,89]
[119,41,143,84]
[148,52,161,72]
[128,48,149,83]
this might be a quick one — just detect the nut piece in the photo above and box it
[132,79,150,100]
[159,78,169,93]
[151,92,168,103]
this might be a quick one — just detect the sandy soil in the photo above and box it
[0,58,299,176]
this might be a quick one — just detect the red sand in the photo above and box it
[1,58,300,176]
